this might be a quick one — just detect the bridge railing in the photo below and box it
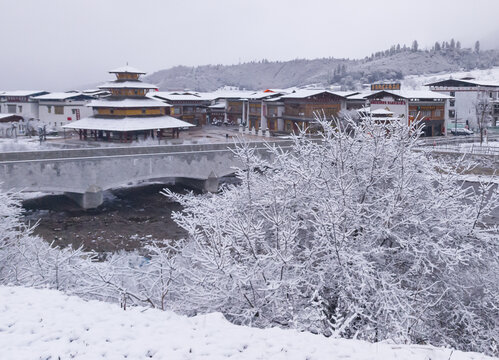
[0,139,296,163]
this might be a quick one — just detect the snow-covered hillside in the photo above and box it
[402,67,499,89]
[145,48,499,91]
[0,286,494,360]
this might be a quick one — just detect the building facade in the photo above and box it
[426,78,499,130]
[365,90,452,136]
[33,92,94,131]
[279,90,347,133]
[151,92,209,126]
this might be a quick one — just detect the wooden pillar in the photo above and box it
[79,129,82,140]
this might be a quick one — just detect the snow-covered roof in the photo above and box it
[197,90,261,101]
[425,78,499,88]
[98,81,158,90]
[280,89,348,99]
[334,91,359,98]
[208,102,226,109]
[62,115,194,131]
[82,89,109,95]
[368,90,454,100]
[245,91,284,100]
[152,92,205,102]
[32,92,92,101]
[89,98,169,108]
[346,92,372,100]
[0,113,23,120]
[109,66,146,74]
[370,108,394,115]
[264,96,284,103]
[1,90,48,97]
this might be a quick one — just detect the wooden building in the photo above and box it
[279,90,347,133]
[151,92,209,126]
[63,66,193,142]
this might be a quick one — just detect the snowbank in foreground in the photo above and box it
[0,286,494,360]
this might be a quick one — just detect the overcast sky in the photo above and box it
[1,0,498,91]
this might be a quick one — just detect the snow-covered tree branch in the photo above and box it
[164,116,498,355]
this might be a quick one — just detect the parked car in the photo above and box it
[450,128,473,136]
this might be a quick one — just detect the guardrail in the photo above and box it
[0,139,295,163]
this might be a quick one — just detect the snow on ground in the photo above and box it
[402,67,499,89]
[457,174,499,185]
[0,137,46,152]
[0,286,494,360]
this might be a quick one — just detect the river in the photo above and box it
[23,184,189,253]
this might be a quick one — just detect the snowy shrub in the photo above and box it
[0,190,183,311]
[163,116,499,355]
[0,191,93,291]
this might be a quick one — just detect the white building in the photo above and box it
[32,92,94,131]
[0,89,48,117]
[425,78,499,130]
[0,90,50,135]
[365,90,453,136]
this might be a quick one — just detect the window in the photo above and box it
[7,104,16,113]
[54,106,64,115]
[449,99,455,107]
[110,109,114,114]
[450,91,455,97]
[434,109,441,117]
[174,107,180,115]
[71,109,77,114]
[421,110,432,118]
[18,106,22,113]
[134,90,138,95]
[448,110,455,118]
[489,92,493,98]
[47,106,52,113]
[142,109,146,114]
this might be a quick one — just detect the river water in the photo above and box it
[23,184,189,253]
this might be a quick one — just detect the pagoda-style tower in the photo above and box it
[63,66,193,142]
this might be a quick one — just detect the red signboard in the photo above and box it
[370,100,406,105]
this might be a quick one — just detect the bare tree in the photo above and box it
[474,92,492,144]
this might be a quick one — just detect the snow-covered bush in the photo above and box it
[0,190,183,310]
[0,190,97,292]
[164,116,498,355]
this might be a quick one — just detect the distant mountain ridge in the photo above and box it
[145,47,499,92]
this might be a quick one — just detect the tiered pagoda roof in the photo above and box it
[63,66,193,135]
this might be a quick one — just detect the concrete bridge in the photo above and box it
[0,140,293,209]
